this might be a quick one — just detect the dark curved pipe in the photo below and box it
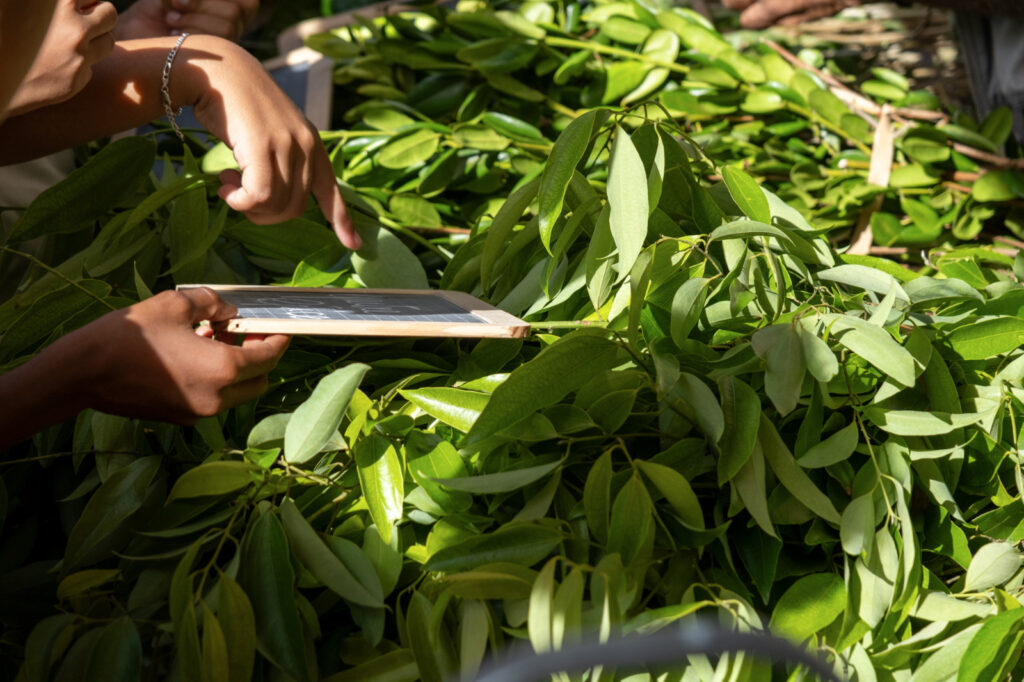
[471,623,843,682]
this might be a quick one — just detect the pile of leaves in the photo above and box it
[2,1,1024,681]
[293,0,1024,250]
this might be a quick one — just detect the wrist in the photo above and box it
[171,34,252,110]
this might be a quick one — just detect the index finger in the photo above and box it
[311,148,361,250]
[234,333,290,381]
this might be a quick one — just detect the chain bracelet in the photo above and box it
[161,33,191,142]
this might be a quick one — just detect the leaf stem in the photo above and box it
[0,246,117,311]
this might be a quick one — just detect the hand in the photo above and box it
[177,36,361,248]
[63,287,289,424]
[722,0,862,29]
[7,0,118,116]
[115,0,259,41]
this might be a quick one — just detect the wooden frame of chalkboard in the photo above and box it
[178,285,531,339]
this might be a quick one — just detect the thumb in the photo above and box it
[177,287,237,325]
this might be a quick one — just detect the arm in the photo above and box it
[115,0,260,41]
[0,288,289,451]
[0,35,360,247]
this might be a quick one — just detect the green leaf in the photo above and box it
[538,110,607,252]
[378,129,441,169]
[840,493,876,556]
[240,509,310,682]
[948,317,1024,361]
[957,609,1024,682]
[57,569,120,601]
[769,573,845,642]
[528,558,557,653]
[285,363,369,464]
[670,277,711,346]
[716,376,760,484]
[0,280,112,363]
[636,460,704,529]
[964,542,1023,593]
[64,456,162,571]
[721,166,771,224]
[973,171,1024,202]
[862,408,986,436]
[481,177,540,287]
[708,219,794,247]
[363,525,403,597]
[759,416,840,524]
[607,473,653,565]
[826,314,916,387]
[84,617,141,682]
[818,264,909,301]
[601,14,652,44]
[436,563,537,600]
[425,523,563,572]
[458,599,490,680]
[352,226,430,289]
[390,194,443,228]
[481,112,545,142]
[200,607,230,682]
[166,461,257,503]
[9,137,156,243]
[622,30,680,105]
[22,614,75,682]
[433,459,561,494]
[756,325,805,416]
[464,331,621,447]
[165,185,216,279]
[354,434,405,544]
[583,450,613,544]
[217,572,257,682]
[608,126,649,274]
[673,373,725,442]
[408,441,471,511]
[797,422,858,468]
[734,441,776,539]
[320,650,418,682]
[401,387,489,433]
[798,325,839,382]
[280,499,384,608]
[405,591,446,682]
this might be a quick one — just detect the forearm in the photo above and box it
[0,336,97,451]
[0,34,249,165]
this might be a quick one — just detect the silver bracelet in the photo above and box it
[161,33,191,142]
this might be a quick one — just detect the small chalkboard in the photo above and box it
[178,285,530,338]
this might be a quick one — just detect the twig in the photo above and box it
[993,236,1024,251]
[534,320,609,329]
[868,246,909,256]
[950,143,1024,170]
[764,40,947,123]
[403,225,472,235]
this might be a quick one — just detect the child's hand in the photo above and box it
[70,287,289,424]
[178,36,361,249]
[0,287,290,448]
[722,0,861,28]
[8,0,117,116]
[116,0,259,41]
